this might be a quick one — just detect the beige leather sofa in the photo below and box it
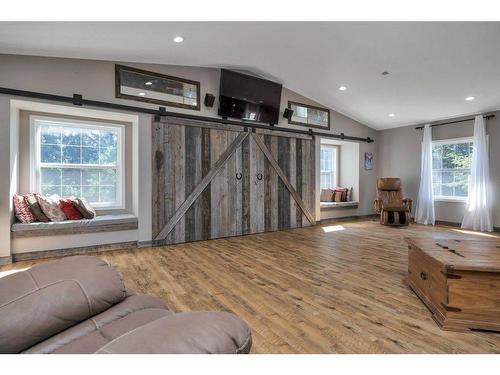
[0,256,252,354]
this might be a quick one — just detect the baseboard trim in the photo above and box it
[435,220,500,232]
[0,256,13,265]
[12,241,138,262]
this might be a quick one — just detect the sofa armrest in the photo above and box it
[95,311,252,354]
[373,199,383,213]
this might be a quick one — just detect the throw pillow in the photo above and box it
[13,194,36,223]
[335,188,348,202]
[320,188,335,202]
[346,187,353,202]
[37,194,67,222]
[24,193,50,222]
[333,190,343,202]
[72,197,96,219]
[59,198,83,220]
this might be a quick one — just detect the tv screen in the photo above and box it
[218,69,282,125]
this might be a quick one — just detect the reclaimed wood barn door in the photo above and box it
[152,116,316,245]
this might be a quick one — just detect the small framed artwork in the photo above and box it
[115,64,200,110]
[364,152,374,170]
[288,101,330,130]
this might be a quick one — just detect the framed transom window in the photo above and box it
[30,116,125,209]
[432,137,473,201]
[320,144,338,189]
[288,101,330,130]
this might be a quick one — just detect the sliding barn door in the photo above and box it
[152,116,316,245]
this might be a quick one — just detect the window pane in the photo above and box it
[82,130,99,147]
[100,131,118,148]
[454,171,469,197]
[41,127,61,145]
[62,146,82,164]
[82,186,99,202]
[441,171,454,196]
[100,169,117,186]
[100,186,116,202]
[82,147,99,164]
[62,185,81,197]
[99,147,117,164]
[62,128,81,145]
[41,185,61,196]
[82,169,100,186]
[62,168,81,186]
[41,144,61,163]
[41,167,61,186]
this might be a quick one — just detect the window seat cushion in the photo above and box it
[320,201,359,209]
[11,214,138,238]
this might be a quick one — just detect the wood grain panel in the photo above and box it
[264,135,278,232]
[241,135,251,235]
[277,136,291,230]
[250,134,265,234]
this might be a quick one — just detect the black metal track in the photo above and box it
[0,86,374,143]
[415,114,495,130]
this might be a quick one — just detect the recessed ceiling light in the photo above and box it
[465,96,475,101]
[339,86,347,91]
[388,113,395,117]
[145,81,153,86]
[173,36,184,43]
[381,71,390,76]
[138,92,146,96]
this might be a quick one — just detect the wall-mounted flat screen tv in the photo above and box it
[218,69,283,125]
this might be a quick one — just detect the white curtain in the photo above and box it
[461,115,493,232]
[415,124,435,225]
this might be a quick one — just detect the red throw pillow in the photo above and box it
[59,198,83,220]
[13,194,36,223]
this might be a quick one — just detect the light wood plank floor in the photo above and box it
[2,218,500,353]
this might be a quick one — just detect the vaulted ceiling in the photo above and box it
[1,22,499,130]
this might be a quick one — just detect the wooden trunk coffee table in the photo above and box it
[406,237,500,332]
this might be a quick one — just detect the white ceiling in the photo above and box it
[1,22,499,130]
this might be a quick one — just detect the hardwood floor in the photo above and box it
[2,218,500,353]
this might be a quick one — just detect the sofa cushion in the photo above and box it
[11,214,138,233]
[13,194,35,223]
[23,294,170,354]
[320,188,334,202]
[0,256,126,353]
[95,311,252,354]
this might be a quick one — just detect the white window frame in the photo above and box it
[432,136,473,203]
[320,144,339,189]
[29,115,126,210]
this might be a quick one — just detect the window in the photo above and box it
[432,138,473,200]
[320,145,338,189]
[31,116,124,209]
[288,101,330,130]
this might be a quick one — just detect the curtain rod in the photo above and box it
[0,86,374,143]
[415,114,495,130]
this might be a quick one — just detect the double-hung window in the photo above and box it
[31,116,124,209]
[320,145,338,189]
[432,137,473,201]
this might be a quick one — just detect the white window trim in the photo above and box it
[320,144,339,189]
[29,115,126,210]
[432,136,473,202]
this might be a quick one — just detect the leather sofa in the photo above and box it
[373,177,413,226]
[0,256,252,354]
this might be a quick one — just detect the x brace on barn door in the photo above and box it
[154,131,316,241]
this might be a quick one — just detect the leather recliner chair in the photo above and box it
[0,256,252,354]
[373,177,413,226]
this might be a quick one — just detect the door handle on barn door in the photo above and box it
[256,173,263,181]
[155,150,164,170]
[236,172,242,180]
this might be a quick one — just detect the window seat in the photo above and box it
[320,201,359,209]
[11,214,138,238]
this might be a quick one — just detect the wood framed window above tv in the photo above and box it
[288,101,330,130]
[115,64,201,111]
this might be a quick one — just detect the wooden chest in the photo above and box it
[406,237,500,332]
